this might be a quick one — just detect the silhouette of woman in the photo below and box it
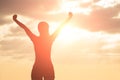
[13,12,72,80]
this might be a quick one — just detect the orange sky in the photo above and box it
[0,0,120,80]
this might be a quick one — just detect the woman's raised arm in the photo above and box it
[51,12,73,41]
[13,14,36,41]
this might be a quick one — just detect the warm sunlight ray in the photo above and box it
[50,23,93,44]
[57,25,81,43]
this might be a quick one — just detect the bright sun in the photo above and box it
[50,23,92,44]
[57,26,80,43]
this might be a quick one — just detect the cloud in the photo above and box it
[0,0,59,25]
[0,37,34,59]
[0,0,59,14]
[1,0,120,64]
[4,26,26,37]
[0,16,12,25]
[52,37,120,64]
[93,0,100,3]
[75,4,120,33]
[80,2,92,8]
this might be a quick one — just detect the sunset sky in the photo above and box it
[0,0,120,80]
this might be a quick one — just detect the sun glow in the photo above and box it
[57,26,81,43]
[50,23,93,44]
[50,22,93,44]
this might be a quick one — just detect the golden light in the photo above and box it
[50,22,93,44]
[57,25,81,44]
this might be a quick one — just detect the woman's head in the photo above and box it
[38,22,49,35]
